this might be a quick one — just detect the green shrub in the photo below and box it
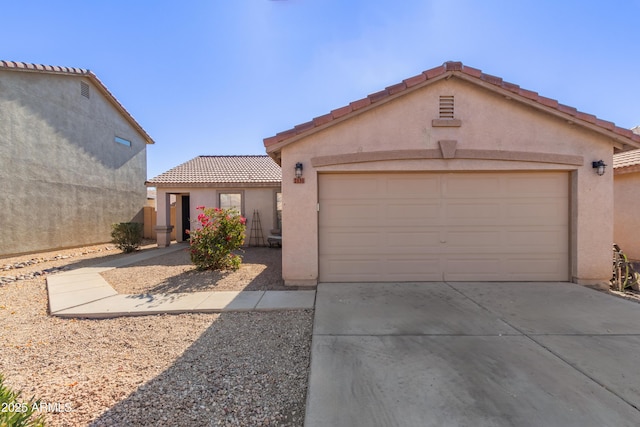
[111,222,143,253]
[188,207,246,271]
[0,373,46,427]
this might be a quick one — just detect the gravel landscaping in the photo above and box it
[0,244,313,426]
[100,245,301,294]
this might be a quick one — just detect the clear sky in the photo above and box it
[3,1,640,179]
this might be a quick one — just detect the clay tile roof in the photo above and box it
[0,60,154,144]
[264,61,640,151]
[147,155,282,185]
[614,127,640,171]
[613,150,640,169]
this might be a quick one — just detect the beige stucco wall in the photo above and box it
[0,70,148,257]
[277,77,614,286]
[155,186,281,246]
[614,171,640,260]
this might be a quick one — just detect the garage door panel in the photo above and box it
[446,257,502,278]
[386,203,440,223]
[387,231,441,249]
[444,175,502,197]
[507,230,569,250]
[507,202,568,224]
[325,202,380,219]
[506,174,568,196]
[385,257,442,278]
[446,230,501,247]
[320,231,382,252]
[319,172,569,282]
[444,202,502,223]
[507,257,567,275]
[320,176,380,198]
[386,176,440,196]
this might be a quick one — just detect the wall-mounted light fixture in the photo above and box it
[294,162,305,184]
[592,160,606,176]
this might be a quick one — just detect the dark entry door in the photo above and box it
[181,195,190,241]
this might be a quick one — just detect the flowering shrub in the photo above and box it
[188,206,246,271]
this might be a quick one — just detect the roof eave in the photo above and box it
[0,61,155,145]
[146,181,282,188]
[263,63,640,155]
[86,72,155,145]
[264,72,451,156]
[614,164,640,175]
[452,72,640,151]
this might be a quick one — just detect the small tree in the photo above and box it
[188,206,246,270]
[111,222,143,253]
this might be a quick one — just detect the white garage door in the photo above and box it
[318,172,569,282]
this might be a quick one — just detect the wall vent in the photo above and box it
[439,95,454,119]
[80,81,90,98]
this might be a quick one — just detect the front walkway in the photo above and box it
[46,244,315,319]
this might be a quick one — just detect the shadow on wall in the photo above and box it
[86,310,312,426]
[3,93,147,171]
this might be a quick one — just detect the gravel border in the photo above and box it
[0,244,313,426]
[100,246,311,294]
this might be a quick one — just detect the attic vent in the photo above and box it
[80,82,90,98]
[439,95,454,119]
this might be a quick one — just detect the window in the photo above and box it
[219,192,242,214]
[275,192,282,230]
[114,136,131,147]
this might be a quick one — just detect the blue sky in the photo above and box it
[3,1,640,179]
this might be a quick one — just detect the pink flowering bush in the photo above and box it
[187,206,246,271]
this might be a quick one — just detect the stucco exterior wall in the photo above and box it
[0,71,147,257]
[155,186,280,246]
[614,172,640,260]
[278,78,614,286]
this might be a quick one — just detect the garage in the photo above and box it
[264,62,640,286]
[319,171,569,282]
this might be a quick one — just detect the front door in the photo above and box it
[181,195,190,241]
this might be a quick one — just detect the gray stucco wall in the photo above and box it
[0,70,147,256]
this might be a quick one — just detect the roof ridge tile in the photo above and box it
[260,61,640,149]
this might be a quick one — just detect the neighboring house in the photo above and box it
[264,61,640,286]
[0,61,154,257]
[613,126,640,260]
[147,155,282,246]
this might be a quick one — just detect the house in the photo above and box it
[0,61,154,257]
[613,126,640,261]
[147,155,281,246]
[264,61,640,287]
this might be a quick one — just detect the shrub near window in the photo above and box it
[188,206,246,271]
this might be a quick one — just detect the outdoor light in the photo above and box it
[295,162,303,178]
[592,160,606,176]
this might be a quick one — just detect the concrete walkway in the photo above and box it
[46,244,315,318]
[306,282,640,426]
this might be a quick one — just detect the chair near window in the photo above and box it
[267,228,282,248]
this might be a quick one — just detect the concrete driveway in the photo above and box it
[305,282,640,426]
